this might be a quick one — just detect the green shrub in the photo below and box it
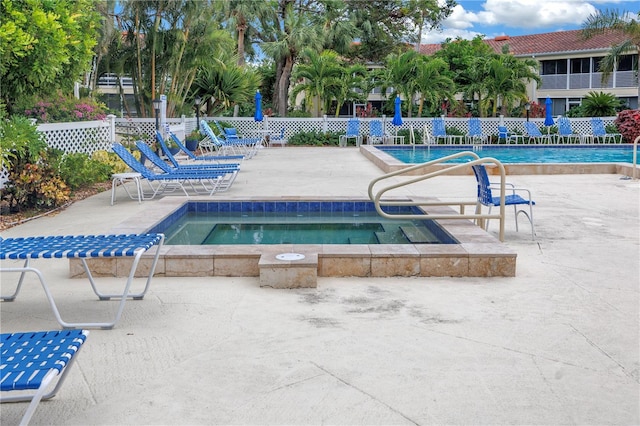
[3,157,71,213]
[287,130,340,146]
[0,115,72,212]
[54,152,112,190]
[0,115,47,169]
[581,91,623,117]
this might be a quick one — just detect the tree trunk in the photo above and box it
[276,55,294,116]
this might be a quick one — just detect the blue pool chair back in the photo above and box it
[524,121,543,137]
[136,140,173,173]
[471,164,494,206]
[557,117,574,136]
[346,118,360,136]
[590,117,607,136]
[370,120,384,137]
[432,118,447,137]
[112,143,155,179]
[468,117,483,136]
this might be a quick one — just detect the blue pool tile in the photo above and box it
[309,201,321,212]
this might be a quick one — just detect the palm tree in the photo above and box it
[382,50,421,117]
[332,64,368,117]
[192,52,260,116]
[290,49,344,117]
[414,56,456,117]
[481,55,540,117]
[260,2,324,116]
[582,9,640,100]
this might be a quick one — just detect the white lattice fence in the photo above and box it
[0,115,622,190]
[36,120,113,154]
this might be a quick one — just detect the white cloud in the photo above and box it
[481,0,598,29]
[421,0,612,44]
[421,27,484,44]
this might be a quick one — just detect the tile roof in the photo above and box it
[419,29,632,57]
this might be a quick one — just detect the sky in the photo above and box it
[421,0,640,44]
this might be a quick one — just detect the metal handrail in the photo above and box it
[368,151,508,241]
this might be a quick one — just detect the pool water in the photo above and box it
[153,201,458,245]
[379,145,634,164]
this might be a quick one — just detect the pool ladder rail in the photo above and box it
[368,151,510,242]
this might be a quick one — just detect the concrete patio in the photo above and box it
[1,146,638,425]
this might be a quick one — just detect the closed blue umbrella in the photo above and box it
[254,90,263,122]
[392,95,403,126]
[544,96,554,127]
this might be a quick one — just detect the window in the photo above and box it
[542,60,567,75]
[570,58,590,74]
[592,57,604,72]
[617,54,636,72]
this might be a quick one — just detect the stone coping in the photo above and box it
[106,196,517,278]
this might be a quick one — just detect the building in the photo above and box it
[420,29,639,115]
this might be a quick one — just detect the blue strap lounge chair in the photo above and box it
[472,164,536,240]
[0,233,164,329]
[135,141,239,192]
[368,120,386,145]
[144,139,240,171]
[200,121,260,158]
[339,118,362,147]
[213,121,262,156]
[112,143,230,198]
[523,122,552,144]
[1,330,89,425]
[465,117,488,145]
[432,117,463,144]
[556,117,583,144]
[157,131,244,164]
[590,117,621,143]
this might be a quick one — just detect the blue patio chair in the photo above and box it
[1,330,89,425]
[472,164,536,240]
[523,122,552,144]
[268,128,287,147]
[590,117,621,143]
[466,117,488,144]
[556,117,583,144]
[497,126,524,144]
[368,120,386,145]
[432,117,463,144]
[339,118,362,147]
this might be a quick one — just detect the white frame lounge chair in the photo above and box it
[0,233,164,329]
[1,330,89,426]
[112,144,230,198]
[134,141,240,193]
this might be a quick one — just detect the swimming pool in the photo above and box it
[153,201,458,245]
[378,145,634,164]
